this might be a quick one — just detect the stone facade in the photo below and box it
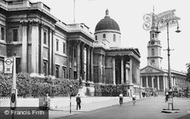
[0,0,141,96]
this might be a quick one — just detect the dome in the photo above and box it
[95,9,120,32]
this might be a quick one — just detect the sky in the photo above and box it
[32,0,190,72]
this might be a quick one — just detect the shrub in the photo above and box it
[94,83,101,96]
[94,84,128,96]
[0,72,80,97]
[0,73,12,96]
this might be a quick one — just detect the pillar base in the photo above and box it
[161,108,180,113]
[78,81,95,97]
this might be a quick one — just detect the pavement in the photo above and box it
[49,96,190,119]
[49,96,141,119]
[49,96,133,119]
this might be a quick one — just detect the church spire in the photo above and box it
[151,6,157,30]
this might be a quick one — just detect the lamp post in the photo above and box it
[69,85,73,113]
[156,17,181,110]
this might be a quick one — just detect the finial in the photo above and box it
[105,9,109,16]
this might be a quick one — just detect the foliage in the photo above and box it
[94,83,101,96]
[186,63,190,82]
[94,84,128,96]
[0,72,79,97]
[0,73,12,96]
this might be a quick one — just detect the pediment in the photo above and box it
[140,66,164,74]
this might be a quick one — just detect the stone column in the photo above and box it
[112,57,116,85]
[77,41,81,79]
[31,23,39,73]
[90,47,94,82]
[125,63,129,84]
[152,76,154,88]
[87,46,91,82]
[98,55,102,83]
[171,76,174,88]
[86,46,89,82]
[157,76,160,90]
[81,43,84,80]
[129,57,133,85]
[162,76,166,92]
[140,77,142,87]
[173,77,176,87]
[21,23,28,72]
[146,76,148,88]
[39,25,44,74]
[121,57,124,84]
[48,29,53,75]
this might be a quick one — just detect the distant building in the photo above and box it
[0,0,141,96]
[140,12,189,94]
[93,9,141,96]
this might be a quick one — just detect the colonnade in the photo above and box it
[141,75,176,92]
[112,56,132,85]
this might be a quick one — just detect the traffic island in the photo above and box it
[161,108,180,113]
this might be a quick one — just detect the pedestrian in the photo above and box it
[165,92,169,102]
[76,94,81,110]
[44,93,50,110]
[119,93,123,105]
[132,94,136,105]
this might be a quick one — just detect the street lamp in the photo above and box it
[156,17,181,110]
[69,85,73,113]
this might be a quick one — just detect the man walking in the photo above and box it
[76,94,81,110]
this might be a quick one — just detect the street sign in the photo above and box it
[4,57,13,74]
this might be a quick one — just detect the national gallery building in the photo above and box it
[0,0,141,96]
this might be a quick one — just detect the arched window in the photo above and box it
[151,48,155,56]
[113,34,116,42]
[103,34,106,38]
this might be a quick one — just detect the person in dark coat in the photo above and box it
[76,94,81,110]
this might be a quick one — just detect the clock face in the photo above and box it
[151,59,155,64]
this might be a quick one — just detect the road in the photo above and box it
[57,96,190,119]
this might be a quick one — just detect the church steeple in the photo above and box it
[151,6,157,31]
[147,7,163,69]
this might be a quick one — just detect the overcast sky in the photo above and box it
[32,0,190,72]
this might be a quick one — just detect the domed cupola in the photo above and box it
[95,9,120,32]
[94,9,121,49]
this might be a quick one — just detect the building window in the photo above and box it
[63,42,66,54]
[43,31,48,45]
[103,34,106,38]
[62,67,66,78]
[56,39,59,51]
[95,35,97,40]
[13,29,18,41]
[16,58,21,73]
[55,65,59,78]
[1,27,5,40]
[113,34,116,42]
[151,49,155,56]
[43,61,48,76]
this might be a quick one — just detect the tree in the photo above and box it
[186,63,190,82]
